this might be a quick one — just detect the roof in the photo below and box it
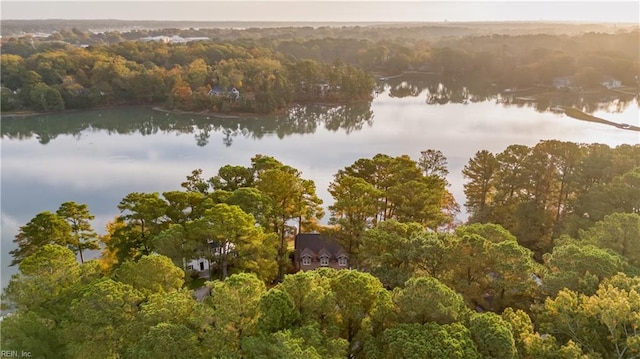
[294,233,346,261]
[318,248,331,258]
[301,247,314,258]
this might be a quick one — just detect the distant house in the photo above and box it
[184,37,210,43]
[601,77,622,89]
[208,86,240,101]
[230,87,240,101]
[294,233,349,271]
[312,82,331,95]
[208,86,224,96]
[139,35,209,44]
[140,35,172,43]
[552,76,573,89]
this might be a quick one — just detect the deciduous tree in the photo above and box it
[537,274,640,357]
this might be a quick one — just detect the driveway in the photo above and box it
[193,286,211,302]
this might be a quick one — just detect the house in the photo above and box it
[208,86,240,101]
[552,76,573,89]
[312,82,331,95]
[140,35,172,43]
[184,240,234,273]
[601,77,622,89]
[184,37,210,43]
[208,86,224,96]
[139,35,208,44]
[186,257,210,272]
[294,233,349,271]
[230,87,240,101]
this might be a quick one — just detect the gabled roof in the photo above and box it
[301,247,314,258]
[294,233,345,261]
[318,247,331,258]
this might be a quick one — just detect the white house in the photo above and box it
[184,240,235,273]
[230,87,240,101]
[139,35,209,44]
[601,77,622,89]
[552,76,573,89]
[185,257,210,272]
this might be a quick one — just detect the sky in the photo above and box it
[1,1,639,23]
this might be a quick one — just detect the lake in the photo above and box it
[2,83,639,289]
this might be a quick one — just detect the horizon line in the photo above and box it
[3,19,637,24]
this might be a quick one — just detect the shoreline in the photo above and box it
[151,98,371,119]
[559,106,640,132]
[151,106,249,119]
[0,103,152,118]
[2,99,637,132]
[1,100,364,120]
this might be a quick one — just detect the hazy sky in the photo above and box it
[2,1,639,23]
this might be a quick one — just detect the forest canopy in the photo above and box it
[2,25,638,113]
[3,141,640,358]
[0,40,375,113]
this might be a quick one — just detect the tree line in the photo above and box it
[4,26,638,94]
[3,141,640,358]
[463,140,640,259]
[3,27,638,113]
[0,41,374,113]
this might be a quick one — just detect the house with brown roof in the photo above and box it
[294,233,349,271]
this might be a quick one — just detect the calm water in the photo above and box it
[2,85,639,288]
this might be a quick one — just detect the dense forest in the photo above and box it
[0,40,374,114]
[1,25,638,114]
[3,141,640,358]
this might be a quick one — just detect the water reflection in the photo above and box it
[379,74,639,116]
[1,101,374,147]
[2,87,638,293]
[382,74,500,104]
[3,79,636,148]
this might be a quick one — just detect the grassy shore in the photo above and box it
[559,106,639,132]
